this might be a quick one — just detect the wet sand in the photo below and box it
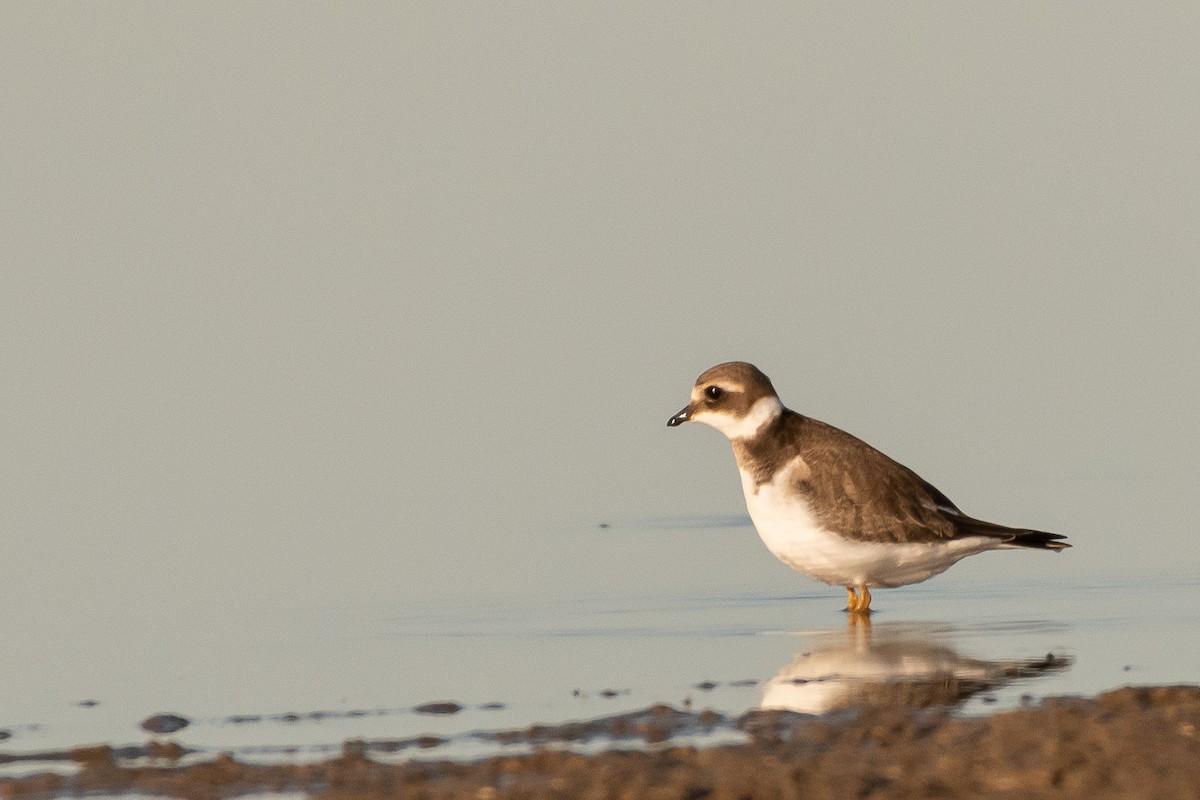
[3,684,1197,799]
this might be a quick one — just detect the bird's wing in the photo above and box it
[792,417,1068,549]
[796,419,959,545]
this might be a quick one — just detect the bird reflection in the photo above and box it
[761,617,1071,714]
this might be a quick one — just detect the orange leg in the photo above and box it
[857,585,872,613]
[845,584,873,614]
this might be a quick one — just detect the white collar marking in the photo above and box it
[700,395,783,440]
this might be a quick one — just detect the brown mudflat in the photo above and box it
[2,685,1198,800]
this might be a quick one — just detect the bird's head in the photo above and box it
[667,361,783,441]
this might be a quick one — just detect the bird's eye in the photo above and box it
[705,385,723,401]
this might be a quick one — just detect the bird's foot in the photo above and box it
[844,586,859,613]
[844,585,872,614]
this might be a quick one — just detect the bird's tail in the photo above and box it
[1001,528,1071,552]
[952,516,1070,551]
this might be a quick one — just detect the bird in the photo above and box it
[667,362,1068,613]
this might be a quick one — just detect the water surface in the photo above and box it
[4,517,1196,765]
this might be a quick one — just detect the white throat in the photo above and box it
[701,396,783,440]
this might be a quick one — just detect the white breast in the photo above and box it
[738,456,996,589]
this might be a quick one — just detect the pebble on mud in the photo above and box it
[69,745,114,764]
[140,714,190,734]
[144,740,188,760]
[415,735,446,749]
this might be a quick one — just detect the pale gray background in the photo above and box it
[3,4,1198,702]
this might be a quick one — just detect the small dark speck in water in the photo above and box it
[729,679,759,687]
[141,713,190,734]
[598,522,610,529]
[695,681,718,691]
[599,689,623,698]
[479,702,505,710]
[0,730,11,741]
[1124,665,1134,672]
[982,696,998,704]
[413,701,462,715]
[76,699,100,708]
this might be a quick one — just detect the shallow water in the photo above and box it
[4,516,1197,767]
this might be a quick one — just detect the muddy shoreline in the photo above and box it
[2,685,1198,799]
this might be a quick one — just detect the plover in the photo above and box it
[667,362,1068,613]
